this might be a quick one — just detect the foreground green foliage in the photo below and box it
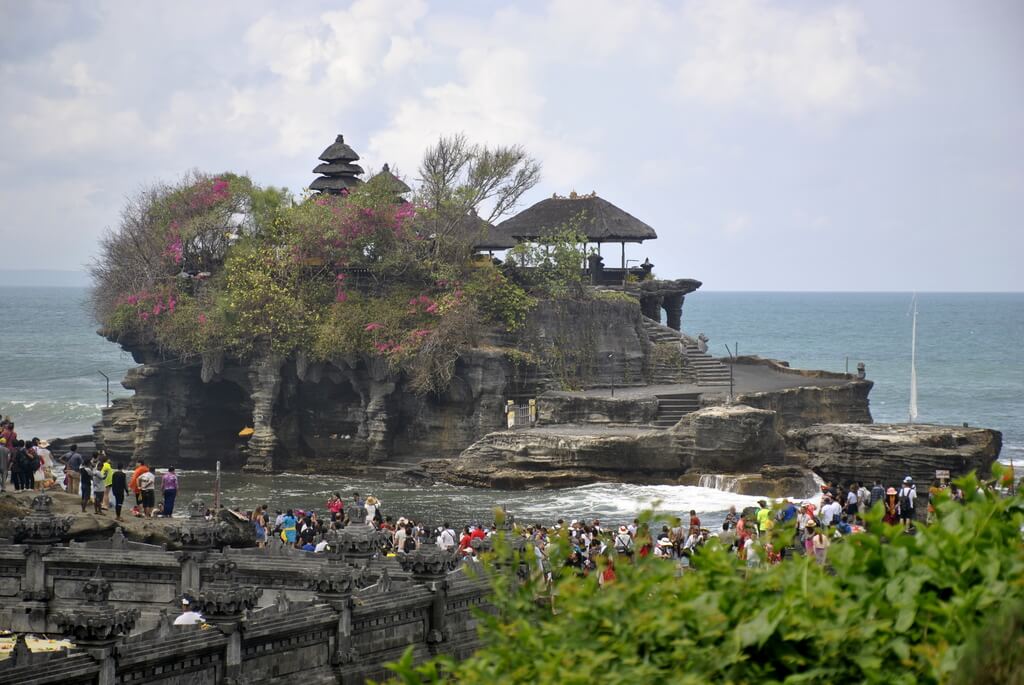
[388,469,1024,684]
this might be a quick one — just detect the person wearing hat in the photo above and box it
[898,477,917,531]
[802,517,817,555]
[654,536,673,559]
[34,439,54,490]
[883,487,899,525]
[173,597,205,626]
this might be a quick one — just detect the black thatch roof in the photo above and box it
[465,212,517,250]
[370,164,412,194]
[313,162,365,175]
[497,193,657,243]
[318,134,360,163]
[310,175,362,192]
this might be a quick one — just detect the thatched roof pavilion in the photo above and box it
[465,211,517,252]
[369,163,412,195]
[311,134,363,194]
[496,192,657,266]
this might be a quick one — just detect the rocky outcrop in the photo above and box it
[537,392,658,426]
[93,298,687,471]
[730,380,873,431]
[435,404,786,489]
[679,465,822,499]
[787,423,1003,486]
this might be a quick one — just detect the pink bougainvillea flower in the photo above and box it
[364,322,384,332]
[335,291,348,303]
[198,313,207,325]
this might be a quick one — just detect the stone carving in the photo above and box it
[53,569,140,646]
[697,333,709,354]
[190,586,263,623]
[11,493,74,544]
[325,523,386,560]
[307,565,375,599]
[397,548,459,582]
[167,498,234,550]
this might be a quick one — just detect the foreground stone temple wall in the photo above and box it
[0,497,494,685]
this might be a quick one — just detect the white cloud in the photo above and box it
[366,46,596,194]
[673,0,903,117]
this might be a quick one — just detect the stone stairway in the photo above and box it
[639,317,694,384]
[682,340,733,386]
[652,392,702,428]
[640,317,732,387]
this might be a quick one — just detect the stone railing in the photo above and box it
[0,496,495,685]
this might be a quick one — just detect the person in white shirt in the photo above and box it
[314,539,330,553]
[437,523,457,551]
[173,598,205,626]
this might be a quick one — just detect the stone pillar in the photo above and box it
[398,548,459,644]
[53,571,140,685]
[639,294,663,322]
[662,292,684,331]
[587,253,604,285]
[309,567,363,665]
[243,351,283,472]
[190,585,262,682]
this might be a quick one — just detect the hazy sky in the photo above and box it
[1,0,1021,291]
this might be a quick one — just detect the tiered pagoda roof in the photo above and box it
[310,134,364,194]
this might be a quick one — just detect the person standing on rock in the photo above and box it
[100,455,113,509]
[111,463,127,521]
[138,466,156,517]
[364,496,380,526]
[129,460,148,508]
[0,438,9,491]
[81,456,107,514]
[61,444,83,495]
[161,467,179,517]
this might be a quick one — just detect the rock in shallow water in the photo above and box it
[787,423,1002,486]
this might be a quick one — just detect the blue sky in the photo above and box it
[1,0,1020,290]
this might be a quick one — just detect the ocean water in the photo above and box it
[1,286,1020,524]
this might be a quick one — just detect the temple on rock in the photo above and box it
[87,132,1000,492]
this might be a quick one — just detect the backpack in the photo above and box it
[403,535,416,553]
[899,489,913,512]
[614,534,633,554]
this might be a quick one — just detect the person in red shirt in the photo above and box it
[688,510,701,537]
[128,460,149,507]
[458,526,473,556]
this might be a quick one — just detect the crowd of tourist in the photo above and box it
[0,416,180,520]
[0,416,1004,580]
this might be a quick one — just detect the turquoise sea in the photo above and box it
[0,287,1020,525]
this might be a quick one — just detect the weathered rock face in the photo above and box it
[94,298,668,471]
[733,382,873,431]
[537,392,658,426]
[435,404,786,489]
[678,465,822,499]
[787,423,1003,486]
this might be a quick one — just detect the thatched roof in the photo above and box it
[465,212,517,250]
[370,164,412,194]
[310,175,362,192]
[497,193,657,243]
[318,134,360,163]
[313,162,364,175]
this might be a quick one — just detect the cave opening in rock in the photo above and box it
[180,378,253,469]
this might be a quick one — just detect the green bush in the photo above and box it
[386,467,1024,684]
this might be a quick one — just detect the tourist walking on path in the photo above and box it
[111,463,127,521]
[251,507,268,548]
[61,444,83,494]
[0,438,9,491]
[869,480,885,509]
[364,496,380,526]
[883,487,899,525]
[280,509,297,545]
[161,467,179,517]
